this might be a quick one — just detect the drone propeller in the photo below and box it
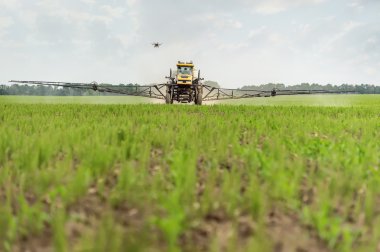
[152,42,162,47]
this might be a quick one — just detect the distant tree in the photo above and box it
[0,82,379,95]
[0,85,7,95]
[238,83,380,94]
[0,83,140,96]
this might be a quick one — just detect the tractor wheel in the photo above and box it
[165,88,172,104]
[196,90,203,105]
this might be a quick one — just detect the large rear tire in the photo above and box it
[195,88,203,105]
[165,87,173,104]
[195,72,203,106]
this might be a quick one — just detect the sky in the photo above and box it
[0,0,379,88]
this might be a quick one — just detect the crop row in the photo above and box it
[0,103,379,251]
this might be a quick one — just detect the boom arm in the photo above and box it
[10,80,167,100]
[9,80,357,102]
[202,85,356,101]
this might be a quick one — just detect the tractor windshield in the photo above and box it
[178,67,192,75]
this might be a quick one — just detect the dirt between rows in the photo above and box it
[13,207,328,252]
[179,206,329,252]
[10,154,330,252]
[267,207,329,252]
[14,203,328,252]
[12,165,152,252]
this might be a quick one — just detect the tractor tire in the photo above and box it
[165,89,172,104]
[196,90,203,105]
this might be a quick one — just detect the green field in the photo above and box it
[0,96,155,104]
[217,94,380,107]
[0,95,379,252]
[2,94,380,107]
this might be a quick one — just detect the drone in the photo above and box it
[152,42,162,48]
[10,61,357,106]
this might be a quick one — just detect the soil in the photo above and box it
[267,207,329,252]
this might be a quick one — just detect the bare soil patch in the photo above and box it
[267,207,329,252]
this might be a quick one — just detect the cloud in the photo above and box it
[252,0,327,14]
[0,16,13,30]
[100,5,125,19]
[0,0,21,9]
[80,0,96,5]
[0,0,379,85]
[318,21,363,53]
[217,42,249,51]
[0,16,14,42]
[126,0,139,7]
[348,1,362,8]
[249,26,267,38]
[195,13,243,30]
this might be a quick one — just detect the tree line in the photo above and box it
[0,84,140,96]
[241,83,380,94]
[0,82,379,95]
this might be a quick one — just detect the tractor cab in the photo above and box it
[176,61,194,85]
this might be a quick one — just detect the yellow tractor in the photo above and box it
[165,61,203,105]
[10,61,357,105]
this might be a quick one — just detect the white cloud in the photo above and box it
[0,16,13,30]
[0,16,13,40]
[195,13,243,30]
[127,0,139,7]
[217,42,249,51]
[100,5,125,19]
[252,0,327,14]
[365,67,376,75]
[318,21,363,53]
[249,26,267,38]
[80,0,96,5]
[298,23,311,34]
[268,33,284,44]
[0,0,379,85]
[347,0,364,9]
[0,0,21,9]
[348,1,360,8]
[367,37,378,44]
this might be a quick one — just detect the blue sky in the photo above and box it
[0,0,379,87]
